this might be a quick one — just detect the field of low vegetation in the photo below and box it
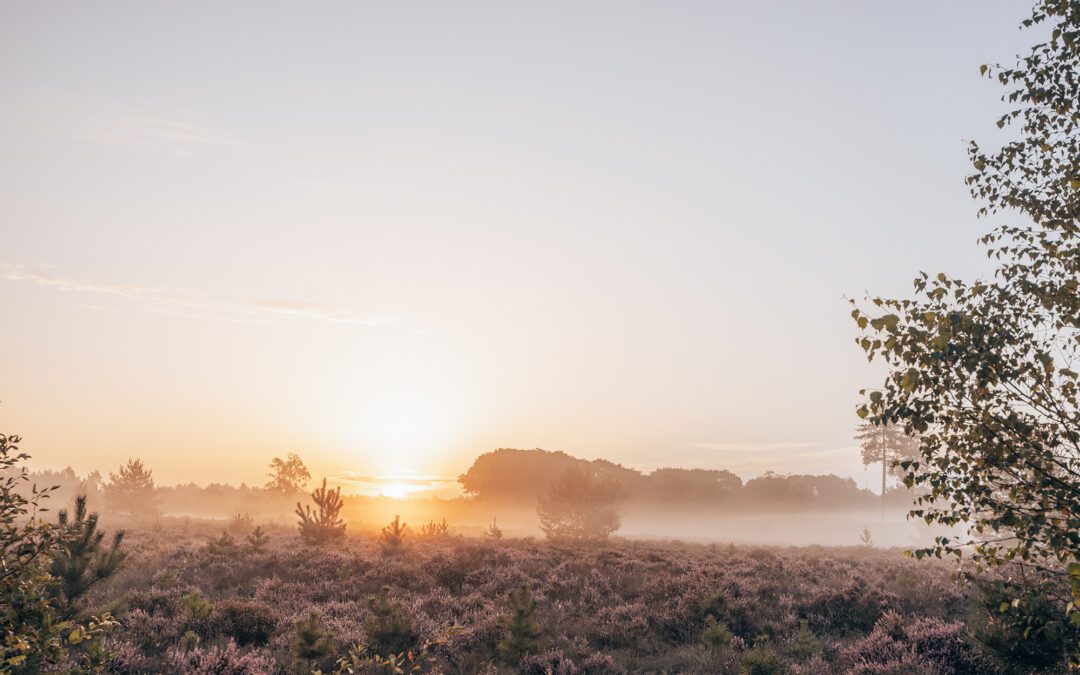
[62,521,1055,674]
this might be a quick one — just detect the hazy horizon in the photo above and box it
[1,2,1032,491]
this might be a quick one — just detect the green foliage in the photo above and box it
[206,531,238,555]
[329,650,423,675]
[49,494,126,613]
[267,452,311,495]
[974,578,1078,671]
[486,518,503,540]
[739,637,783,675]
[701,614,732,648]
[851,0,1079,664]
[296,478,347,546]
[418,518,450,539]
[246,525,270,553]
[363,588,416,655]
[787,619,821,660]
[497,584,543,663]
[0,433,118,672]
[293,611,334,667]
[380,516,408,553]
[537,467,622,542]
[104,457,159,517]
[183,590,213,622]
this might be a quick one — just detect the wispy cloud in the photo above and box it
[687,441,826,453]
[86,115,221,149]
[1,264,396,327]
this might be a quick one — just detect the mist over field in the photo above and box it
[3,0,1078,672]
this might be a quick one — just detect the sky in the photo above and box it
[0,1,1034,494]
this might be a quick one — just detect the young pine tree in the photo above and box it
[419,517,450,538]
[486,518,504,540]
[50,494,126,614]
[292,612,334,671]
[380,515,408,553]
[497,585,543,664]
[363,588,417,655]
[246,525,269,553]
[295,478,346,545]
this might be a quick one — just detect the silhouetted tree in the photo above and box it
[854,422,918,517]
[246,526,269,553]
[537,467,622,542]
[50,495,125,613]
[419,517,450,538]
[266,453,311,495]
[380,515,408,552]
[486,518,503,540]
[104,458,159,517]
[295,478,346,545]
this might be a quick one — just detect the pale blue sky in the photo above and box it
[0,2,1032,491]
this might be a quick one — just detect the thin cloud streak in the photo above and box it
[1,264,396,327]
[688,441,826,453]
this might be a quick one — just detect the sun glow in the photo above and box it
[378,482,424,499]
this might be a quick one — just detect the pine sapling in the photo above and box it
[295,478,347,545]
[497,584,543,663]
[380,515,408,553]
[246,525,269,553]
[206,531,237,555]
[419,517,450,538]
[486,518,503,540]
[292,611,333,670]
[50,494,126,613]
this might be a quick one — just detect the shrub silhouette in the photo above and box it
[537,467,622,542]
[363,588,417,655]
[497,584,543,663]
[486,518,503,540]
[380,515,408,552]
[246,525,269,553]
[50,494,126,613]
[295,478,346,545]
[226,512,254,536]
[419,517,450,538]
[206,531,237,555]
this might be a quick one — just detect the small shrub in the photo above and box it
[363,588,417,655]
[520,648,576,674]
[419,518,451,538]
[486,518,503,540]
[293,612,334,668]
[739,637,784,675]
[246,525,269,553]
[206,532,237,555]
[296,478,347,545]
[227,512,255,536]
[497,585,543,663]
[212,599,279,647]
[380,515,408,553]
[702,615,733,648]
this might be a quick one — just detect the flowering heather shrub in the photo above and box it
[81,528,1071,673]
[166,639,275,674]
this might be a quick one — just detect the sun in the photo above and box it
[379,482,419,499]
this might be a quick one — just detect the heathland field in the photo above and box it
[90,523,999,674]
